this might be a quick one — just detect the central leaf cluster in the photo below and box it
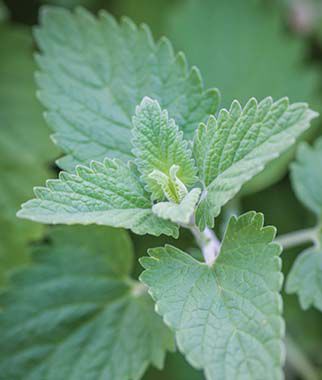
[149,165,188,203]
[19,94,316,235]
[132,97,198,205]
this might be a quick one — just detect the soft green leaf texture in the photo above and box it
[152,188,201,225]
[0,226,174,380]
[132,97,197,200]
[291,137,322,217]
[140,212,284,380]
[18,159,178,237]
[35,6,219,171]
[194,97,317,230]
[286,247,322,312]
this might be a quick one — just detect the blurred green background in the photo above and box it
[1,0,322,379]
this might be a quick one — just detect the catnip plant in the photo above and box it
[1,5,322,380]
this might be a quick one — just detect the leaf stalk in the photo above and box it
[190,226,221,265]
[275,227,319,250]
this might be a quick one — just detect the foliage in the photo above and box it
[141,212,284,380]
[33,6,218,171]
[286,138,322,312]
[1,1,322,380]
[0,226,174,380]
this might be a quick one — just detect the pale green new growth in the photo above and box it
[140,212,284,380]
[132,97,197,201]
[291,137,322,217]
[194,97,318,230]
[34,6,219,170]
[18,158,178,237]
[286,247,322,312]
[0,226,174,380]
[152,188,201,225]
[149,165,188,203]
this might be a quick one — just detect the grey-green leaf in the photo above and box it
[291,137,322,217]
[0,226,174,380]
[34,6,219,171]
[17,158,178,237]
[132,97,197,200]
[152,188,201,225]
[140,212,284,380]
[286,247,322,312]
[194,97,317,230]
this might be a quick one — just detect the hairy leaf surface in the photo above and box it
[35,6,219,170]
[140,212,284,380]
[18,159,178,237]
[132,97,197,200]
[194,97,317,229]
[0,226,174,380]
[152,188,201,225]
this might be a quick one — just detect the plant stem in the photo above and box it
[190,226,221,265]
[286,335,320,380]
[275,227,318,250]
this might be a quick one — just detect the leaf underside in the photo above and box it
[35,6,219,171]
[0,226,174,380]
[140,212,284,380]
[193,96,317,230]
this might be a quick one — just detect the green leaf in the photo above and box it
[291,137,322,217]
[152,188,201,225]
[0,225,174,380]
[194,97,317,230]
[18,158,178,237]
[34,6,219,171]
[132,97,197,201]
[286,247,322,312]
[140,212,284,380]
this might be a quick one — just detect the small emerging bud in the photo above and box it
[149,164,188,203]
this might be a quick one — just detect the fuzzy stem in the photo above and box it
[190,226,221,265]
[275,227,318,250]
